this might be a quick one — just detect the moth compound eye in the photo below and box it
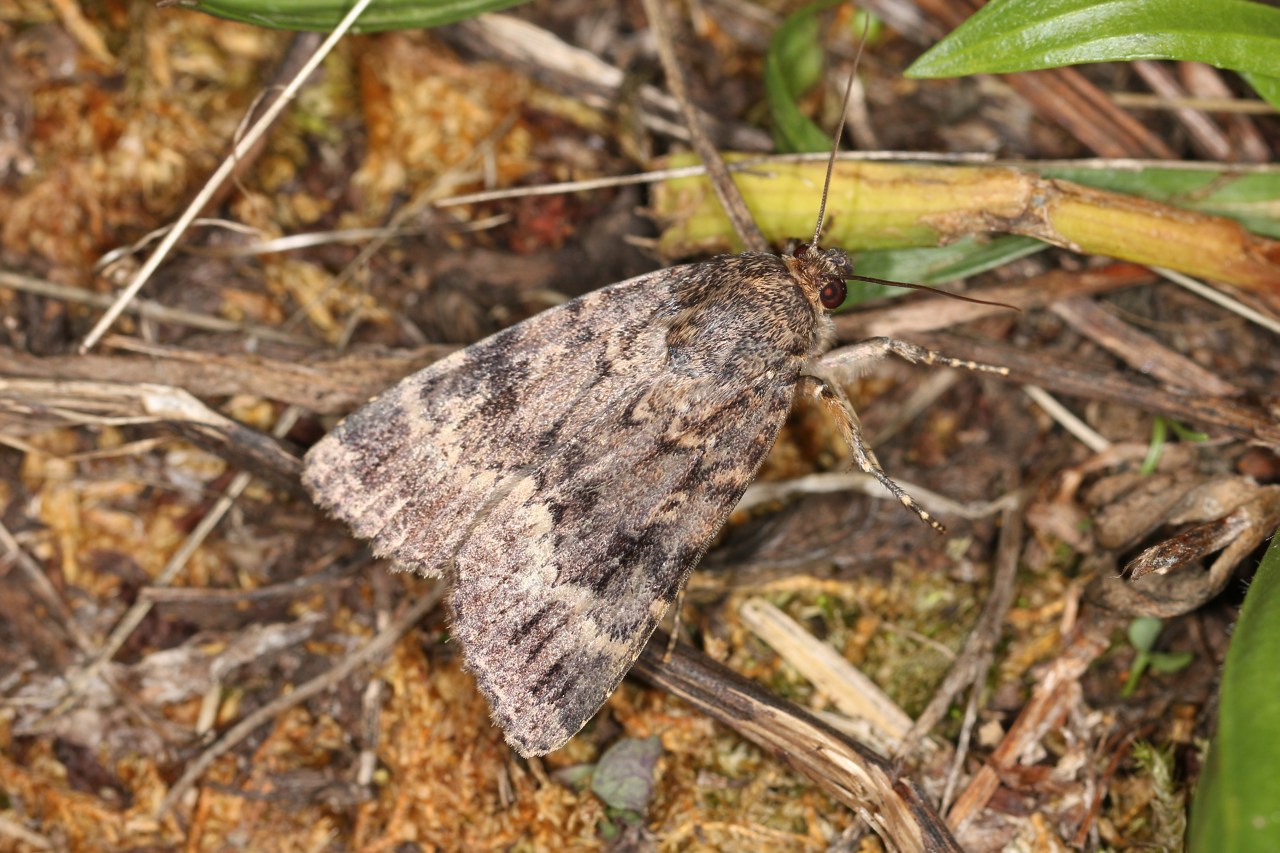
[794,243,812,258]
[819,277,847,310]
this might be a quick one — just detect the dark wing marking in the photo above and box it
[451,334,806,756]
[302,269,680,576]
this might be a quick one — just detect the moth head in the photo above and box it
[786,242,853,312]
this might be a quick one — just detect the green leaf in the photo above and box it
[1143,417,1211,475]
[1241,72,1280,111]
[846,235,1047,307]
[1141,417,1170,477]
[590,737,663,814]
[1148,650,1195,674]
[1128,616,1164,652]
[908,0,1280,80]
[598,817,621,841]
[765,0,844,153]
[1122,616,1170,698]
[1121,654,1150,697]
[184,0,529,33]
[1189,528,1280,851]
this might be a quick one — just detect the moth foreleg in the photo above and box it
[798,373,946,534]
[821,336,1011,382]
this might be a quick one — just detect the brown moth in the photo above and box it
[302,239,876,755]
[300,18,993,756]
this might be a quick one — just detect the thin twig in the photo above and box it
[156,586,445,818]
[632,633,962,852]
[1154,266,1280,337]
[914,332,1280,446]
[58,407,302,708]
[1023,385,1111,454]
[0,519,95,654]
[1109,92,1277,115]
[328,113,521,350]
[946,619,1113,831]
[77,0,377,353]
[898,500,1025,760]
[1176,64,1271,163]
[940,684,982,814]
[0,271,314,345]
[1132,60,1232,162]
[739,598,917,752]
[453,12,771,148]
[639,0,768,252]
[1050,297,1243,397]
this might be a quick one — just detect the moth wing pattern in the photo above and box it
[304,253,824,756]
[304,270,679,575]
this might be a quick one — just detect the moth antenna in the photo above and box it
[812,9,869,248]
[849,274,1023,312]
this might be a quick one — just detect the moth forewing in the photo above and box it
[304,251,838,755]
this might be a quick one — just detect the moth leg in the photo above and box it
[821,336,1010,382]
[798,373,946,534]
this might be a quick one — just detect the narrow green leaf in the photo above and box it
[914,234,1047,282]
[846,235,1047,306]
[765,0,843,153]
[1168,421,1210,443]
[1121,654,1149,697]
[1039,165,1280,239]
[1189,529,1280,852]
[1148,650,1195,674]
[1141,417,1169,476]
[908,0,1280,80]
[185,0,529,33]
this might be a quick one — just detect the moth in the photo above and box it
[302,219,971,755]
